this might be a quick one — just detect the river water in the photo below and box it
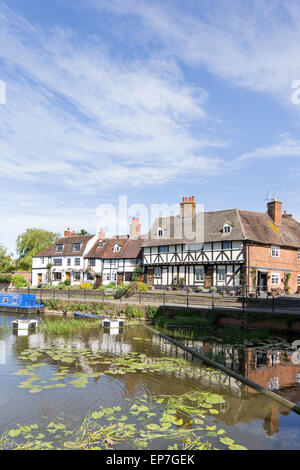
[0,313,300,450]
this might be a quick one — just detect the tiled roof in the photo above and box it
[143,209,300,248]
[238,211,300,248]
[34,235,94,258]
[85,236,144,259]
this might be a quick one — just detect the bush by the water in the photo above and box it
[11,274,28,288]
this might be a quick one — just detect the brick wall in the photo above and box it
[246,244,300,293]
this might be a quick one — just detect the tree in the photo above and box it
[0,244,13,273]
[79,229,89,235]
[16,228,60,271]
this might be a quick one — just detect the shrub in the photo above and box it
[80,283,93,290]
[125,306,144,319]
[64,279,71,287]
[114,287,127,299]
[0,275,11,284]
[196,286,204,293]
[210,287,217,293]
[137,282,147,292]
[145,306,159,319]
[58,282,66,290]
[11,274,28,288]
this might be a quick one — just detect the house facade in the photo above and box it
[32,219,144,287]
[32,230,98,287]
[143,197,300,294]
[84,217,144,286]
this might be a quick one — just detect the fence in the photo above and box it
[3,287,300,314]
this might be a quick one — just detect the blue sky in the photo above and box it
[1,0,300,253]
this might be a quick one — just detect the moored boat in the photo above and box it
[74,312,105,319]
[102,319,124,328]
[0,293,44,314]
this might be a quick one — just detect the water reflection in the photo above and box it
[1,315,300,448]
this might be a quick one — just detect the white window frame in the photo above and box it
[74,258,81,266]
[56,244,64,253]
[195,267,205,282]
[157,228,164,238]
[223,224,232,234]
[72,243,81,252]
[271,273,280,285]
[271,246,280,258]
[218,267,226,282]
[113,244,121,252]
[297,275,300,287]
[154,267,162,278]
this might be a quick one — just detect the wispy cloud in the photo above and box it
[94,0,300,105]
[0,4,226,193]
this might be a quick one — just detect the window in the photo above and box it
[106,274,110,281]
[98,240,105,247]
[12,297,18,305]
[72,243,81,252]
[2,297,8,304]
[56,244,64,253]
[89,258,96,267]
[222,241,231,250]
[159,246,169,253]
[53,258,62,266]
[67,258,71,266]
[53,272,62,281]
[87,273,94,281]
[154,267,162,277]
[113,244,121,252]
[271,273,280,285]
[223,224,232,234]
[73,272,81,281]
[298,249,300,260]
[271,246,280,257]
[195,267,205,282]
[188,243,203,252]
[297,275,300,286]
[41,258,45,265]
[218,267,226,282]
[74,258,80,266]
[158,228,164,238]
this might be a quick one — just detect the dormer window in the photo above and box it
[158,228,164,238]
[72,243,81,252]
[98,240,105,247]
[56,244,64,253]
[113,243,121,252]
[223,224,232,234]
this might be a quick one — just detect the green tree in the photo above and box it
[79,229,89,235]
[0,244,13,273]
[16,228,60,271]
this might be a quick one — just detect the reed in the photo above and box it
[40,318,101,335]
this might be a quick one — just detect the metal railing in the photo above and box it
[2,286,300,314]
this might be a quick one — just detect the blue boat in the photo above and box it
[0,293,44,314]
[74,312,105,319]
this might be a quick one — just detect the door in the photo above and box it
[118,273,123,286]
[205,267,213,288]
[146,268,154,287]
[258,272,268,292]
[66,272,71,282]
[38,273,43,286]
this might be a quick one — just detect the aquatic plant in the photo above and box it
[40,318,101,335]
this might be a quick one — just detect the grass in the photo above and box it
[40,318,101,335]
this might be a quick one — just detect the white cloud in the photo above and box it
[0,4,226,194]
[94,0,300,105]
[235,134,300,165]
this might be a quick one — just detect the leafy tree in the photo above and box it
[16,229,60,271]
[0,244,13,273]
[79,229,89,235]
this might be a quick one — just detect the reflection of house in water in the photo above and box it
[151,336,299,437]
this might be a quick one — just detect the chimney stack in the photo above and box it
[267,199,282,226]
[180,196,196,218]
[98,228,106,239]
[129,217,141,239]
[64,228,71,237]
